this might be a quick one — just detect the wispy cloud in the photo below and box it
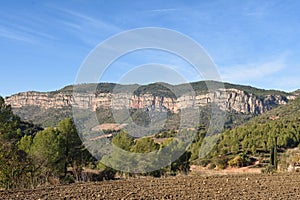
[56,19,82,30]
[220,56,286,83]
[52,7,121,32]
[0,14,56,44]
[268,75,300,92]
[243,1,282,18]
[244,6,268,18]
[143,8,181,13]
[12,23,56,40]
[47,6,123,47]
[0,26,35,43]
[106,50,202,84]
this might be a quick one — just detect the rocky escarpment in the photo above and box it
[5,88,292,115]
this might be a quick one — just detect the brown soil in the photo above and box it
[1,173,300,199]
[190,165,262,175]
[91,123,127,131]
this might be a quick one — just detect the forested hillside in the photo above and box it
[0,96,192,189]
[0,96,96,189]
[194,97,300,170]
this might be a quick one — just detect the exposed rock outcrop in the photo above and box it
[5,88,291,115]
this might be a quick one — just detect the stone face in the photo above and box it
[4,88,292,115]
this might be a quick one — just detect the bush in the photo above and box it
[214,155,228,169]
[261,165,276,174]
[61,174,75,184]
[208,163,216,170]
[197,159,211,167]
[228,154,251,167]
[155,130,176,138]
[100,167,117,180]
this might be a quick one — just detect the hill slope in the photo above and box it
[205,96,300,169]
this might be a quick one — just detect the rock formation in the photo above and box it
[5,87,292,115]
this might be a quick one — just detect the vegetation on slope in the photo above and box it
[193,97,300,170]
[0,96,97,189]
[0,96,194,190]
[57,80,289,97]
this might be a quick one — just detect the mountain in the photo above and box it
[4,81,295,127]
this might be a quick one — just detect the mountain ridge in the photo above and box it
[4,81,296,127]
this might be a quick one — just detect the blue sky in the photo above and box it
[1,0,300,97]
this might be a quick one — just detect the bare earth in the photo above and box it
[1,173,300,199]
[190,164,262,175]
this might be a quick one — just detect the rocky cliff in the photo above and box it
[5,87,292,115]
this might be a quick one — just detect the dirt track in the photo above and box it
[1,173,300,199]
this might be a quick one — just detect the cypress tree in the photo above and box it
[274,136,278,170]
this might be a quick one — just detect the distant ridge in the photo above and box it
[4,81,295,127]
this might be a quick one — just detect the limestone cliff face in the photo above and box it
[5,88,291,115]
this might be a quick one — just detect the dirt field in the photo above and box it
[1,173,300,199]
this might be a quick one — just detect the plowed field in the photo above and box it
[1,173,300,199]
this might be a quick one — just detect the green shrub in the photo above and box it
[228,154,251,167]
[261,165,276,174]
[61,174,75,184]
[214,155,228,169]
[208,163,216,170]
[197,159,211,167]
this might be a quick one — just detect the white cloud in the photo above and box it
[220,57,286,83]
[97,49,203,85]
[143,8,181,13]
[53,7,121,32]
[56,19,82,30]
[47,6,123,47]
[0,27,34,43]
[0,14,58,43]
[243,1,278,18]
[269,76,300,92]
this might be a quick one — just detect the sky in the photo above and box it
[1,0,300,97]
